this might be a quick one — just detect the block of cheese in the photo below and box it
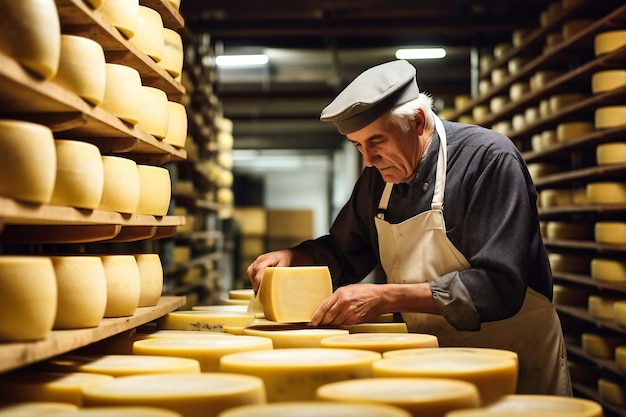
[595,30,626,56]
[598,377,626,407]
[320,332,438,353]
[100,255,141,318]
[591,258,626,283]
[552,284,590,307]
[0,402,79,415]
[136,165,171,216]
[163,101,188,148]
[258,266,332,323]
[52,35,106,105]
[0,1,61,79]
[556,121,593,142]
[45,354,200,376]
[547,253,590,274]
[51,407,183,417]
[614,301,626,327]
[157,310,256,332]
[545,221,594,240]
[0,120,56,204]
[81,373,266,417]
[51,139,104,209]
[581,332,624,359]
[218,401,412,417]
[134,253,163,307]
[50,256,107,329]
[595,221,626,244]
[316,377,480,417]
[242,325,348,348]
[588,295,620,320]
[549,93,585,114]
[372,349,518,405]
[0,371,113,406]
[340,322,408,334]
[130,6,164,62]
[133,334,273,372]
[592,70,626,94]
[220,348,380,402]
[382,347,519,367]
[98,156,140,213]
[98,0,139,39]
[0,256,57,342]
[159,28,183,77]
[136,87,169,139]
[100,64,142,125]
[597,142,626,165]
[595,106,626,129]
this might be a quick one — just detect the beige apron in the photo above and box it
[374,115,572,396]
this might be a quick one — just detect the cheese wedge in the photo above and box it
[597,142,626,165]
[320,332,438,353]
[45,354,200,376]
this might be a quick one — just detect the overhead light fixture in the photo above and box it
[395,48,447,60]
[215,54,269,67]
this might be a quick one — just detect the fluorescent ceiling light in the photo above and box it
[395,48,446,60]
[215,54,269,67]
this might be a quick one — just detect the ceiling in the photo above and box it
[179,0,551,151]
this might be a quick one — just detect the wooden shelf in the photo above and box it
[139,0,185,30]
[554,271,626,294]
[0,296,185,374]
[544,238,626,254]
[533,163,626,190]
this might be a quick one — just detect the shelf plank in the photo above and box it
[554,272,626,294]
[140,0,185,30]
[0,296,185,374]
[0,224,122,243]
[534,162,626,190]
[544,238,626,254]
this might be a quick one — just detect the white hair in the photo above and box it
[388,93,435,132]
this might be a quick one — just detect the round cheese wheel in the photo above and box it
[100,255,141,318]
[588,295,620,320]
[454,95,471,111]
[491,121,511,136]
[548,252,590,274]
[539,99,551,118]
[220,348,380,402]
[581,332,622,359]
[545,221,594,240]
[0,1,60,79]
[133,335,273,372]
[509,82,529,101]
[512,29,532,47]
[478,79,491,96]
[539,189,572,208]
[595,106,626,129]
[316,377,480,416]
[53,35,106,105]
[0,256,57,341]
[218,401,412,417]
[130,6,164,62]
[136,87,169,139]
[0,120,56,203]
[159,28,183,78]
[81,373,266,417]
[587,183,626,205]
[490,68,508,86]
[549,93,585,114]
[382,347,519,367]
[597,142,626,165]
[242,325,349,348]
[493,43,511,59]
[163,101,188,148]
[136,165,171,216]
[100,64,142,125]
[51,407,183,417]
[229,289,255,300]
[98,0,139,39]
[45,354,200,376]
[134,253,163,307]
[51,139,104,209]
[526,162,564,180]
[157,310,256,333]
[598,377,626,407]
[592,70,626,94]
[552,284,590,306]
[0,402,79,415]
[507,57,530,75]
[98,156,140,213]
[591,258,626,282]
[595,221,626,244]
[595,30,626,56]
[340,322,408,333]
[531,134,543,152]
[320,332,438,353]
[525,107,540,125]
[614,301,626,327]
[490,96,509,114]
[50,256,107,329]
[556,121,593,142]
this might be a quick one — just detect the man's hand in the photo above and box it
[311,283,386,326]
[246,250,294,292]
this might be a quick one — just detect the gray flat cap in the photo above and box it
[320,60,419,135]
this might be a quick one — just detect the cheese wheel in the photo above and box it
[220,348,380,402]
[539,189,573,208]
[562,19,594,39]
[0,120,56,204]
[526,162,564,179]
[614,301,626,326]
[51,407,183,417]
[531,134,543,152]
[98,156,140,213]
[230,288,255,300]
[472,105,489,123]
[218,401,412,417]
[530,71,564,91]
[490,96,508,114]
[0,256,57,342]
[157,310,256,332]
[50,256,107,329]
[591,258,626,282]
[587,182,626,205]
[53,35,106,105]
[614,346,626,374]
[133,335,273,372]
[382,347,519,367]
[511,114,525,132]
[548,252,590,274]
[259,266,332,323]
[552,284,590,306]
[372,349,518,405]
[491,121,511,136]
[163,101,188,148]
[0,371,113,406]
[82,373,266,417]
[316,377,480,417]
[556,121,593,142]
[597,142,626,165]
[595,221,626,244]
[100,64,142,125]
[454,95,471,111]
[159,28,183,78]
[136,87,169,139]
[51,140,104,209]
[539,99,551,117]
[588,295,620,320]
[545,221,594,240]
[136,165,171,216]
[512,29,532,47]
[490,68,508,86]
[595,30,626,56]
[592,70,626,94]
[98,0,139,39]
[581,332,623,359]
[130,6,164,62]
[493,43,511,59]
[509,82,529,101]
[507,57,530,75]
[134,253,163,307]
[45,354,200,376]
[478,80,491,97]
[0,402,78,415]
[100,255,141,318]
[595,106,626,129]
[525,107,539,125]
[549,93,585,114]
[242,325,349,348]
[320,332,438,353]
[0,1,60,79]
[340,322,408,334]
[598,377,626,407]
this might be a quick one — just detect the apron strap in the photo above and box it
[376,182,394,220]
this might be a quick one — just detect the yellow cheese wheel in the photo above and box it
[471,105,489,123]
[100,64,142,125]
[220,348,380,402]
[597,142,626,165]
[595,221,626,244]
[588,295,620,320]
[592,70,626,94]
[53,35,106,105]
[595,106,626,129]
[524,107,539,125]
[490,96,509,114]
[52,407,183,417]
[259,266,332,323]
[562,19,594,39]
[545,221,594,240]
[98,156,140,213]
[511,114,525,132]
[100,255,141,318]
[163,101,188,148]
[530,71,563,91]
[50,256,107,329]
[614,346,626,374]
[0,1,60,79]
[478,80,491,97]
[493,43,511,59]
[372,350,518,405]
[491,121,511,136]
[98,0,139,39]
[581,332,623,359]
[591,258,626,283]
[320,332,438,353]
[136,87,169,139]
[539,99,551,118]
[530,134,543,153]
[242,324,349,348]
[491,68,508,86]
[0,256,57,342]
[382,347,519,367]
[598,377,626,407]
[549,93,585,114]
[130,6,164,62]
[0,402,78,415]
[45,354,200,376]
[454,95,471,111]
[548,252,590,274]
[136,165,171,216]
[159,28,183,78]
[539,189,573,208]
[0,120,56,204]
[316,377,480,417]
[526,162,564,180]
[134,253,163,307]
[507,57,530,75]
[0,371,113,406]
[595,30,626,56]
[587,182,626,205]
[157,310,256,332]
[51,139,104,209]
[556,121,593,142]
[82,373,266,417]
[509,82,529,101]
[133,334,273,372]
[340,322,408,333]
[512,29,532,47]
[614,301,626,326]
[218,401,412,417]
[552,284,590,307]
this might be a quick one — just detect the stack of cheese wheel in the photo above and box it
[130,6,164,62]
[133,334,273,371]
[50,256,107,329]
[242,325,349,348]
[136,87,169,139]
[164,101,188,148]
[157,310,256,332]
[81,373,266,417]
[0,403,78,415]
[316,377,480,417]
[218,401,412,417]
[373,347,518,405]
[595,30,626,57]
[98,0,139,39]
[50,406,183,417]
[52,35,106,105]
[0,120,56,204]
[98,156,141,214]
[134,253,164,307]
[598,377,626,408]
[581,332,624,359]
[159,28,184,78]
[0,256,57,342]
[45,354,201,376]
[51,140,104,209]
[588,294,621,320]
[0,1,61,79]
[100,255,141,318]
[597,142,626,165]
[595,221,626,244]
[591,258,626,283]
[100,64,142,125]
[136,165,171,216]
[320,332,438,353]
[220,348,380,402]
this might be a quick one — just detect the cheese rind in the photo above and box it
[134,254,164,307]
[100,64,142,125]
[98,156,140,214]
[136,165,171,216]
[100,255,141,317]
